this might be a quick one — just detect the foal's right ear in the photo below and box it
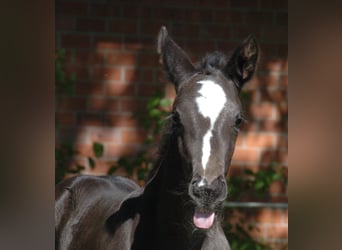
[157,26,195,91]
[225,35,259,90]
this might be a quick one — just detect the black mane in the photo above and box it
[195,51,229,75]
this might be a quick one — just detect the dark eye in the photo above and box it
[172,111,180,124]
[235,115,244,128]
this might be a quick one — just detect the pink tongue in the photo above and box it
[193,210,215,229]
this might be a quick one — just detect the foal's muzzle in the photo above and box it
[189,175,227,207]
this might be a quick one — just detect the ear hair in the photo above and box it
[157,26,195,91]
[225,35,259,90]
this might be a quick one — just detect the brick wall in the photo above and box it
[56,0,287,248]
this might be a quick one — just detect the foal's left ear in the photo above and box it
[157,26,195,91]
[226,35,259,90]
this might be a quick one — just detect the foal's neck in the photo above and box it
[144,129,205,247]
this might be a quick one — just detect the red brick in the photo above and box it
[276,134,288,148]
[134,69,155,84]
[258,74,280,88]
[62,34,90,48]
[140,21,164,36]
[64,65,90,81]
[254,208,285,223]
[249,103,275,119]
[260,120,287,132]
[121,99,148,113]
[244,11,274,25]
[231,148,259,163]
[260,88,287,102]
[57,97,87,112]
[73,51,105,66]
[269,180,287,195]
[233,26,262,40]
[105,83,135,97]
[122,5,142,19]
[89,128,120,143]
[123,37,144,50]
[138,53,159,68]
[106,144,140,158]
[246,224,266,240]
[276,12,288,26]
[266,224,288,239]
[87,159,113,175]
[93,67,121,81]
[260,149,287,164]
[90,3,121,17]
[75,83,105,96]
[59,1,88,16]
[56,112,74,126]
[279,102,288,116]
[105,114,137,127]
[108,20,137,34]
[56,127,89,144]
[214,10,243,24]
[278,44,288,57]
[121,129,147,144]
[105,52,136,67]
[262,59,288,73]
[56,17,74,30]
[76,113,104,126]
[124,68,136,82]
[87,97,119,112]
[269,242,288,250]
[240,120,259,132]
[280,75,288,87]
[172,25,200,39]
[183,9,213,23]
[93,36,122,50]
[246,133,275,147]
[235,133,245,147]
[76,18,106,32]
[231,0,258,8]
[260,0,287,10]
[149,7,185,21]
[262,27,288,43]
[136,83,164,97]
[260,44,279,57]
[200,25,231,41]
[74,143,93,157]
[186,40,217,53]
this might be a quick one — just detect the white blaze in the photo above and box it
[196,80,226,171]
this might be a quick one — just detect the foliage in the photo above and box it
[55,49,105,184]
[224,221,271,250]
[55,141,104,184]
[55,49,75,96]
[107,91,171,181]
[227,162,287,200]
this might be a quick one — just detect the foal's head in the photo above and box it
[157,27,259,229]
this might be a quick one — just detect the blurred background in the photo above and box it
[55,0,287,249]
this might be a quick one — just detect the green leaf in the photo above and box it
[160,98,171,107]
[244,169,255,176]
[107,165,118,175]
[93,142,104,158]
[149,108,162,117]
[254,180,264,190]
[76,165,85,171]
[88,157,95,169]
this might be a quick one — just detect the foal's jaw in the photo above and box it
[187,174,228,229]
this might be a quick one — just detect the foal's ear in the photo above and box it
[226,35,259,90]
[157,26,195,91]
